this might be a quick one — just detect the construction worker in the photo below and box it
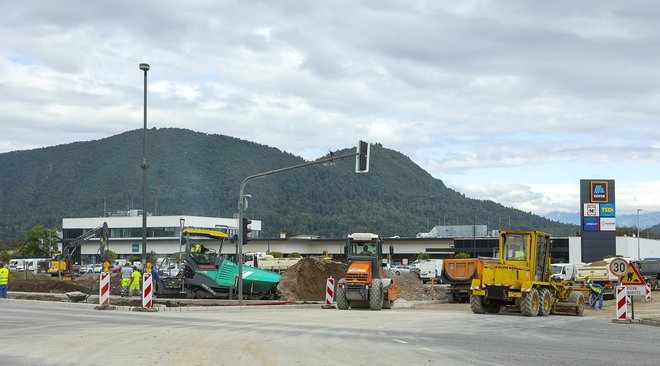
[130,266,141,296]
[120,262,132,297]
[585,275,603,310]
[0,262,9,299]
[360,245,372,255]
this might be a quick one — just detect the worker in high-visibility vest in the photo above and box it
[120,262,132,297]
[130,266,141,296]
[0,262,9,299]
[585,275,603,310]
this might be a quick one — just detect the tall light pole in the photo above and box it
[140,63,150,266]
[637,209,642,260]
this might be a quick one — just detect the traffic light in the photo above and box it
[241,217,252,245]
[355,140,370,173]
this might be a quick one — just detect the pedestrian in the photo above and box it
[150,262,160,295]
[0,261,9,299]
[120,262,132,297]
[130,266,141,296]
[585,275,603,310]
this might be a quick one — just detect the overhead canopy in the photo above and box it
[183,228,229,240]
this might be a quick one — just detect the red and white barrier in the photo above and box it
[99,272,110,306]
[646,283,652,302]
[616,286,628,320]
[142,272,153,308]
[325,277,335,306]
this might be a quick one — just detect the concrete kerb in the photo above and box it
[611,317,660,327]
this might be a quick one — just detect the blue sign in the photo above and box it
[600,203,615,217]
[132,244,139,253]
[583,217,600,231]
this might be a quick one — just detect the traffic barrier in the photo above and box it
[99,272,110,306]
[142,272,153,308]
[646,283,652,302]
[616,286,627,320]
[325,277,335,306]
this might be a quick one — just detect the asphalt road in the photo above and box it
[1,300,659,366]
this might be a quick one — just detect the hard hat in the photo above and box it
[584,275,590,280]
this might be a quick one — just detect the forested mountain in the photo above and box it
[0,128,577,242]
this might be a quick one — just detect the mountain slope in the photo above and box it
[0,128,577,242]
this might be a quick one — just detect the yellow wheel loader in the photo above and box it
[336,233,398,310]
[470,230,589,316]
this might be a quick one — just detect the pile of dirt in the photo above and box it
[278,257,444,302]
[278,257,348,301]
[8,273,128,295]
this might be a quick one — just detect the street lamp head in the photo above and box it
[139,63,150,71]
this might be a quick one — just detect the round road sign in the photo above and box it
[609,258,629,277]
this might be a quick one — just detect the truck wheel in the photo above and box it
[446,291,457,304]
[336,285,349,310]
[470,294,486,314]
[652,281,658,291]
[568,291,585,316]
[521,288,540,317]
[369,279,383,310]
[538,288,551,316]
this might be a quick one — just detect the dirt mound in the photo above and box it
[278,257,443,302]
[278,257,347,301]
[9,273,127,295]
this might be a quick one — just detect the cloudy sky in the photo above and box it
[2,1,659,217]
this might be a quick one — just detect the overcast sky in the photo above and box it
[1,1,659,217]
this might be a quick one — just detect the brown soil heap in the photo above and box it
[278,257,442,302]
[278,257,347,301]
[9,273,128,296]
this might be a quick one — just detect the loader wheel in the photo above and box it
[336,285,349,310]
[446,291,457,304]
[470,294,486,314]
[369,279,383,311]
[538,288,551,316]
[521,288,540,317]
[568,291,585,316]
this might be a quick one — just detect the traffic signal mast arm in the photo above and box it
[236,141,369,303]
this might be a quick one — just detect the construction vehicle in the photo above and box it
[636,259,660,291]
[336,233,398,310]
[574,258,623,299]
[442,258,492,303]
[48,222,109,279]
[470,230,589,316]
[155,228,280,299]
[243,252,301,272]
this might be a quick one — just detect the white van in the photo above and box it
[9,259,26,271]
[418,259,444,283]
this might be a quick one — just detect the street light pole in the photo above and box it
[637,209,642,260]
[139,63,150,266]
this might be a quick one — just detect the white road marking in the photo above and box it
[392,339,408,344]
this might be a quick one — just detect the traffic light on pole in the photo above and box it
[355,140,370,173]
[242,217,252,245]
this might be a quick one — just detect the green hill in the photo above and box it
[0,128,577,242]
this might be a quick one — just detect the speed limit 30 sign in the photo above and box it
[609,258,629,277]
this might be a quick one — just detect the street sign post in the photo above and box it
[621,262,646,320]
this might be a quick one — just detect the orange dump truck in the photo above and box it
[441,258,491,303]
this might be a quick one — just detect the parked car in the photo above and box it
[392,266,414,276]
[82,264,103,274]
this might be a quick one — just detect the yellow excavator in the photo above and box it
[470,230,589,316]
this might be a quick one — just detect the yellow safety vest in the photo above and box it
[0,268,9,285]
[191,244,201,253]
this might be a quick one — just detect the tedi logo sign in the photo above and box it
[591,181,608,203]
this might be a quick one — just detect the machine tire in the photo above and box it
[394,271,401,276]
[568,291,586,316]
[538,288,551,316]
[652,281,658,291]
[382,297,394,309]
[446,290,457,304]
[470,294,486,314]
[521,288,540,317]
[336,285,349,310]
[369,279,383,310]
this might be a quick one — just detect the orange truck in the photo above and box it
[441,258,493,303]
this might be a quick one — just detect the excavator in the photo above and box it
[336,233,398,310]
[155,228,280,299]
[48,222,110,280]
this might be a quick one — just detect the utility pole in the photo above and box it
[139,63,150,266]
